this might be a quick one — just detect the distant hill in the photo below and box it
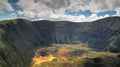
[0,16,120,67]
[32,16,120,51]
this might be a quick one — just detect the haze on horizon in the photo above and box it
[0,0,120,22]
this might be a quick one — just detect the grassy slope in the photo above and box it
[0,16,120,67]
[32,44,120,67]
[0,19,52,67]
[53,17,120,51]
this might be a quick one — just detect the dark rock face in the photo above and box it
[31,16,120,51]
[0,16,120,66]
[33,16,120,51]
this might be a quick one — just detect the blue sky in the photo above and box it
[0,0,120,22]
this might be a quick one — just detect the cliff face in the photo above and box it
[53,17,120,51]
[0,19,52,67]
[0,16,120,67]
[32,16,120,50]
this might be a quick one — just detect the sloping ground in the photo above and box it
[0,19,52,67]
[0,16,120,67]
[32,16,120,51]
[32,44,120,67]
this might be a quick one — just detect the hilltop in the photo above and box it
[0,16,120,67]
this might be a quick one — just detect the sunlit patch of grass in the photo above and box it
[32,54,56,65]
[31,44,119,67]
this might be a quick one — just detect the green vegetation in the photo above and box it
[32,45,120,67]
[0,16,120,67]
[0,19,52,67]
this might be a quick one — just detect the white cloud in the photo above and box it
[88,0,109,12]
[48,13,86,22]
[107,0,120,9]
[0,0,13,12]
[87,14,110,21]
[17,0,66,11]
[115,8,120,16]
[17,0,49,11]
[15,0,119,22]
[14,9,112,22]
[15,10,53,19]
[17,11,35,18]
[88,14,99,21]
[16,0,67,20]
[35,13,111,22]
[68,0,89,11]
[39,0,66,9]
[68,0,120,13]
[15,10,87,22]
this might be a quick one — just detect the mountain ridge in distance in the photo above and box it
[0,16,120,67]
